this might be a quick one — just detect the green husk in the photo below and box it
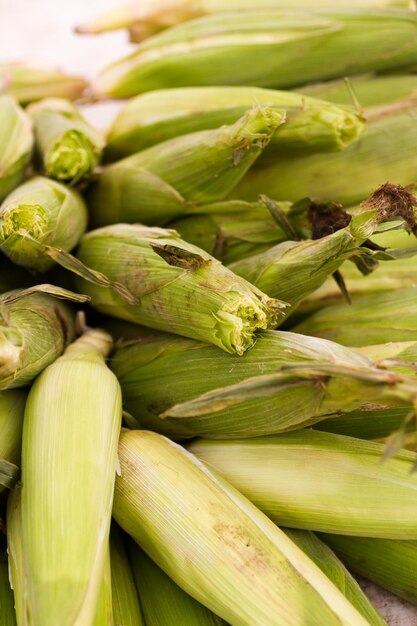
[88,107,282,226]
[294,287,417,347]
[74,224,284,355]
[189,430,417,538]
[0,63,87,105]
[7,489,26,625]
[0,541,16,626]
[113,429,370,626]
[110,327,417,438]
[0,96,33,203]
[0,176,88,272]
[128,542,226,625]
[282,529,386,626]
[0,284,87,390]
[321,534,417,606]
[20,329,122,626]
[104,86,365,161]
[110,526,144,626]
[27,98,104,185]
[93,549,113,626]
[94,10,417,98]
[233,103,417,206]
[0,389,27,490]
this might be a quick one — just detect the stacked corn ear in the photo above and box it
[128,542,227,625]
[110,526,144,626]
[0,285,87,390]
[104,86,365,161]
[113,429,370,626]
[0,62,87,105]
[88,107,283,226]
[294,287,417,346]
[0,541,16,626]
[0,389,26,491]
[233,103,417,206]
[0,96,33,203]
[74,224,284,354]
[0,176,88,272]
[282,529,387,626]
[189,431,417,538]
[110,327,417,438]
[321,534,417,606]
[27,98,104,185]
[77,0,414,38]
[14,329,122,625]
[94,10,417,98]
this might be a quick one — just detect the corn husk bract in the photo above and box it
[110,526,144,626]
[0,96,33,203]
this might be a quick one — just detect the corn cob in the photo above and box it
[294,287,417,347]
[104,86,365,161]
[77,1,413,37]
[233,103,417,206]
[88,107,282,227]
[321,534,417,606]
[282,529,386,626]
[189,430,417,538]
[113,429,370,626]
[0,389,26,492]
[0,63,87,105]
[74,224,284,354]
[0,542,16,626]
[0,176,88,272]
[110,327,417,438]
[0,285,87,390]
[19,328,122,626]
[0,96,33,203]
[128,542,227,625]
[110,526,144,626]
[93,10,417,98]
[27,99,104,186]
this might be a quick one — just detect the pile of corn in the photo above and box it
[4,1,417,624]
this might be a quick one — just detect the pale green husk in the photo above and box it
[0,543,16,626]
[75,224,284,355]
[110,526,144,626]
[27,98,104,185]
[105,86,364,161]
[0,389,26,491]
[113,429,369,626]
[0,96,33,203]
[88,107,282,226]
[0,176,88,272]
[189,430,417,538]
[20,329,122,626]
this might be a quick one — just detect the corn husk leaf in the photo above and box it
[0,541,16,626]
[113,429,370,626]
[104,86,365,161]
[89,107,282,227]
[27,98,104,185]
[189,430,417,538]
[0,96,33,203]
[93,549,113,626]
[0,388,26,489]
[0,176,88,272]
[110,526,144,626]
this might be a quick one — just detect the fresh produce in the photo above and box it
[0,542,16,626]
[0,95,33,202]
[110,526,145,626]
[0,388,26,490]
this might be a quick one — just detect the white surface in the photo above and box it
[1,2,417,624]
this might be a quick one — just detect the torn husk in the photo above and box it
[0,95,33,203]
[27,98,104,186]
[88,106,283,227]
[0,176,88,272]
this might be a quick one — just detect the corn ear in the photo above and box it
[7,489,27,625]
[110,526,144,626]
[189,430,417,538]
[0,176,88,272]
[0,96,33,203]
[321,534,417,606]
[110,327,417,438]
[27,98,104,186]
[93,549,113,626]
[233,103,417,206]
[0,63,87,105]
[128,541,226,625]
[113,429,370,626]
[283,529,386,626]
[0,542,16,626]
[19,329,122,626]
[0,389,26,492]
[88,107,282,227]
[74,224,284,354]
[0,285,87,390]
[104,86,364,161]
